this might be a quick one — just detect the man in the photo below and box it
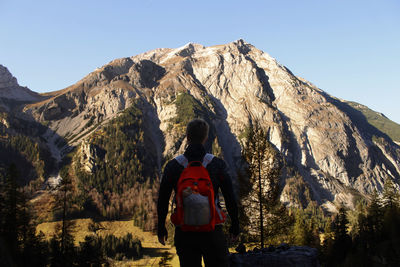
[157,118,240,267]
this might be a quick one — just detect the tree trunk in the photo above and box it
[61,186,67,254]
[259,156,264,248]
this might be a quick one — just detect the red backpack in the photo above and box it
[171,153,226,232]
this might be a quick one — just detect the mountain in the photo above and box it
[0,65,43,108]
[1,40,399,215]
[0,65,54,188]
[345,101,400,144]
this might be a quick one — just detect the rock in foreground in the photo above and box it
[230,244,319,267]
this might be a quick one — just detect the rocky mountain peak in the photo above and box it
[15,41,400,211]
[230,38,253,54]
[0,64,42,103]
[0,65,19,88]
[174,42,204,57]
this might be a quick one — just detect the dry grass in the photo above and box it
[110,80,136,92]
[27,82,84,109]
[36,219,180,266]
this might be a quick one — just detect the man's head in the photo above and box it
[186,118,209,145]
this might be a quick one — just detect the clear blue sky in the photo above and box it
[1,0,399,123]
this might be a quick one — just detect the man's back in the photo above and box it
[157,144,239,267]
[157,118,239,267]
[158,143,238,228]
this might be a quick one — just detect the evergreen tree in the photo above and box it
[365,190,384,247]
[291,207,321,248]
[239,121,292,247]
[347,199,368,238]
[339,186,400,266]
[26,231,49,267]
[18,191,49,267]
[382,178,400,210]
[0,163,50,266]
[333,207,351,244]
[74,103,159,228]
[321,215,334,259]
[77,235,106,266]
[2,164,19,261]
[327,206,352,266]
[49,236,63,267]
[292,209,312,246]
[52,166,76,266]
[381,178,400,265]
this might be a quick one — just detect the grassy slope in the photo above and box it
[346,101,400,143]
[37,219,180,267]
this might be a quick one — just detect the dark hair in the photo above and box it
[186,118,209,144]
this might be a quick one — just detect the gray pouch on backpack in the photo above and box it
[183,190,211,226]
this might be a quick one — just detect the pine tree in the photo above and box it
[292,208,320,247]
[27,231,49,267]
[0,163,50,266]
[382,178,400,210]
[381,178,400,264]
[52,166,76,266]
[367,190,384,245]
[333,207,350,243]
[330,206,352,265]
[239,121,291,247]
[77,235,105,266]
[2,164,19,263]
[49,236,63,267]
[293,209,309,246]
[18,190,48,267]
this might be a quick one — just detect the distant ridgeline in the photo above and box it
[346,101,400,144]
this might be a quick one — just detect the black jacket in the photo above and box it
[157,143,240,235]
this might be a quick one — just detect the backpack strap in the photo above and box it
[175,153,214,168]
[175,154,188,168]
[202,153,214,167]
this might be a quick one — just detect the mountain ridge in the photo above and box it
[0,65,43,102]
[1,40,399,214]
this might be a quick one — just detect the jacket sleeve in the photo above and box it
[157,161,174,234]
[218,160,240,235]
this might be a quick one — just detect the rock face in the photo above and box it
[230,244,320,267]
[0,65,42,104]
[79,141,105,173]
[3,40,400,209]
[0,65,18,88]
